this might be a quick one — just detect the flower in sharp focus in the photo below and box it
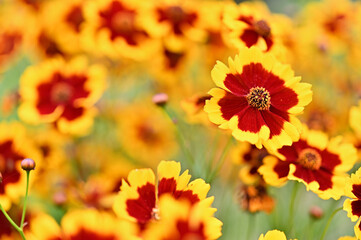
[204,46,312,150]
[259,125,357,200]
[18,57,106,136]
[113,160,211,233]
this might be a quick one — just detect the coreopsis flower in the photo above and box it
[258,230,292,240]
[28,209,140,240]
[232,142,269,185]
[0,122,41,210]
[238,182,274,213]
[338,237,357,240]
[82,0,158,60]
[350,100,361,139]
[143,196,222,240]
[181,93,212,125]
[116,103,177,166]
[343,168,361,240]
[113,161,211,231]
[204,47,312,149]
[259,126,357,200]
[144,0,206,48]
[38,0,86,55]
[222,1,290,57]
[18,57,106,136]
[0,6,24,72]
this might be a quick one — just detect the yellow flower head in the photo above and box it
[204,47,312,150]
[18,57,106,136]
[113,160,211,231]
[0,122,42,211]
[143,196,222,240]
[259,125,357,200]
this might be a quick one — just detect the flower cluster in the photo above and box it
[0,0,361,239]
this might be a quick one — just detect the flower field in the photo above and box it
[1,0,361,239]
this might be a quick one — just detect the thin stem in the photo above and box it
[20,171,30,229]
[161,106,195,165]
[207,135,233,183]
[320,207,343,240]
[0,204,26,240]
[246,213,256,240]
[288,182,299,235]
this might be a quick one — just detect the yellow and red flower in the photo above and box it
[259,126,357,200]
[204,47,312,149]
[38,0,87,56]
[143,196,222,240]
[238,182,274,214]
[116,103,177,166]
[232,142,270,185]
[82,0,158,60]
[113,160,211,232]
[343,167,361,240]
[222,1,290,58]
[0,122,42,211]
[28,209,140,240]
[258,230,290,240]
[18,57,106,136]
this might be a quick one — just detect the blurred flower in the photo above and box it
[143,196,222,240]
[113,160,211,232]
[222,1,290,58]
[204,47,312,150]
[258,230,289,240]
[28,209,139,240]
[238,182,274,214]
[0,122,41,210]
[232,142,269,185]
[181,93,212,125]
[116,103,177,166]
[18,57,106,136]
[259,126,357,200]
[82,0,158,60]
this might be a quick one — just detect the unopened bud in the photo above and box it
[21,158,36,171]
[152,93,168,106]
[310,206,323,219]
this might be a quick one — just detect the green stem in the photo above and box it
[288,182,299,235]
[0,204,26,240]
[20,171,30,229]
[207,135,233,183]
[320,207,342,240]
[246,213,256,240]
[161,106,195,165]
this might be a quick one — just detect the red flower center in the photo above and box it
[246,87,271,110]
[297,148,322,170]
[253,20,271,38]
[111,11,135,35]
[51,82,73,104]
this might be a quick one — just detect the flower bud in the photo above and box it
[310,206,323,219]
[21,158,36,171]
[152,93,168,106]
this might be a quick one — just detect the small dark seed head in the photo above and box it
[21,158,36,171]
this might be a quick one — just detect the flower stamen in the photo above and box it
[297,148,322,170]
[246,87,271,110]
